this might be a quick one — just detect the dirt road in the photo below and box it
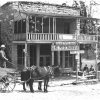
[1,79,100,100]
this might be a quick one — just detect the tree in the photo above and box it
[78,1,97,59]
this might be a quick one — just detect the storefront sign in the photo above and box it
[70,50,84,54]
[73,34,98,42]
[54,42,76,45]
[51,44,79,51]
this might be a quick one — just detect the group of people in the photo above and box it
[83,64,95,76]
[0,44,8,68]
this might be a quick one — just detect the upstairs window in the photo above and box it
[43,18,49,33]
[14,19,26,34]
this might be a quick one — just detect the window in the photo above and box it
[50,18,53,33]
[29,16,53,33]
[36,17,42,33]
[43,18,49,33]
[14,19,26,34]
[29,16,35,33]
[64,22,70,34]
[65,51,75,68]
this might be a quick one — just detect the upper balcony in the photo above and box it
[13,33,98,43]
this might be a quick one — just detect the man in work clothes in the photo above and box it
[0,44,8,68]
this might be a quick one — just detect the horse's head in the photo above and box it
[47,65,60,78]
[50,65,60,77]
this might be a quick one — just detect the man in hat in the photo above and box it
[0,44,8,68]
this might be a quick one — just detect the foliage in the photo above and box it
[0,4,15,61]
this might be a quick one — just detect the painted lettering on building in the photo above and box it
[51,44,79,51]
[73,34,98,42]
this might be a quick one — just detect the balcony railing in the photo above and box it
[27,33,75,42]
[27,33,59,41]
[13,33,98,43]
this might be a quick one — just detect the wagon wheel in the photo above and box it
[0,74,16,92]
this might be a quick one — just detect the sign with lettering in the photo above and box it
[73,34,98,42]
[51,44,79,51]
[54,42,76,45]
[70,50,84,54]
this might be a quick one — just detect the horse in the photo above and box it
[21,65,54,92]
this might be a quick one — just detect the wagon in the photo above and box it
[0,67,20,92]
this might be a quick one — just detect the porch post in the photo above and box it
[24,15,29,68]
[53,17,55,34]
[51,43,54,66]
[36,44,40,67]
[58,51,60,66]
[24,43,28,68]
[62,51,65,68]
[52,51,54,66]
[76,18,80,83]
[27,44,30,67]
[95,21,99,80]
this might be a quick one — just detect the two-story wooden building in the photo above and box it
[0,1,99,71]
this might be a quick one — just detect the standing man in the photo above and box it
[0,44,8,68]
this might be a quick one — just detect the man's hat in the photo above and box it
[0,44,6,48]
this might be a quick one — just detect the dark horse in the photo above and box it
[21,65,54,92]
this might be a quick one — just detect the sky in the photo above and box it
[0,0,100,18]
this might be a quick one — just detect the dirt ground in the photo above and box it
[1,77,100,100]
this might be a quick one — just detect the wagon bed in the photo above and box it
[0,67,16,78]
[0,67,19,92]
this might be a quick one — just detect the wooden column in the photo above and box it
[76,18,80,83]
[27,44,30,67]
[58,51,60,66]
[51,43,54,66]
[24,15,29,68]
[95,22,99,80]
[24,43,28,68]
[51,17,55,66]
[36,44,40,67]
[52,51,54,66]
[62,51,65,68]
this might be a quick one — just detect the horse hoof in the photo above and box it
[23,89,26,91]
[31,90,34,93]
[38,88,42,91]
[31,91,34,93]
[44,90,48,93]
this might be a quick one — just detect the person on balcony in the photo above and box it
[0,44,8,68]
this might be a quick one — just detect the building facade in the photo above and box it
[0,2,98,71]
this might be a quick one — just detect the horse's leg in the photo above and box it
[44,78,49,92]
[38,81,42,91]
[45,77,49,92]
[44,79,46,92]
[29,79,34,92]
[23,82,26,91]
